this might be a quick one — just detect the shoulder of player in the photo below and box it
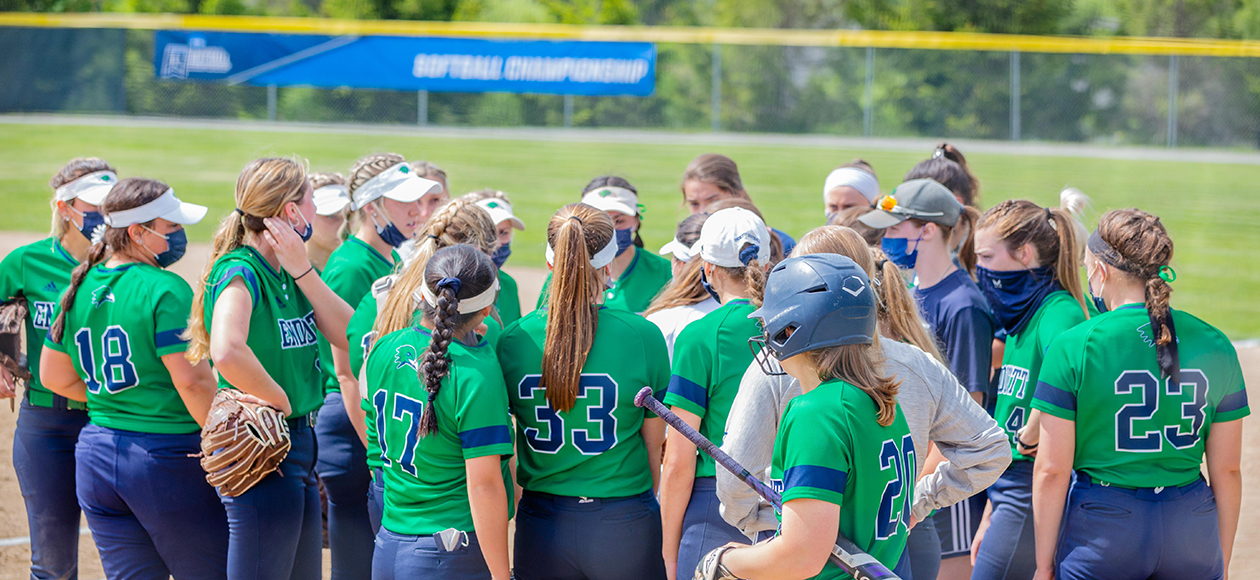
[881,340,947,391]
[932,272,994,318]
[635,247,673,275]
[1169,309,1233,352]
[133,263,193,295]
[599,306,660,337]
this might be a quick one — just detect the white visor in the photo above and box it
[475,198,525,230]
[545,232,619,270]
[351,163,442,211]
[580,186,638,216]
[103,189,207,227]
[823,167,881,203]
[313,185,351,216]
[55,171,119,205]
[659,238,699,262]
[417,276,500,314]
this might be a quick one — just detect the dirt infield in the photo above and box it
[0,231,1251,579]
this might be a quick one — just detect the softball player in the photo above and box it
[680,153,796,256]
[352,198,498,532]
[905,143,980,208]
[305,172,351,271]
[968,194,1091,580]
[860,178,995,573]
[659,207,770,579]
[366,244,512,580]
[533,177,673,314]
[1031,208,1247,580]
[408,160,452,225]
[463,190,526,327]
[644,212,718,360]
[314,153,442,580]
[39,178,227,579]
[185,157,354,580]
[0,157,115,580]
[822,160,880,219]
[496,202,670,580]
[702,252,914,580]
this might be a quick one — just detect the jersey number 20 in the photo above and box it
[73,326,138,395]
[517,374,619,456]
[1115,369,1209,452]
[876,434,916,541]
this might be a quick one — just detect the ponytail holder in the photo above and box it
[426,234,438,240]
[436,277,462,295]
[1045,207,1053,221]
[427,391,438,403]
[738,244,760,266]
[1158,265,1176,283]
[234,208,246,216]
[568,216,583,224]
[877,259,888,271]
[932,148,945,159]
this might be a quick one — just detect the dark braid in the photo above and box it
[415,244,498,437]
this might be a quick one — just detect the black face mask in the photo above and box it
[700,268,721,304]
[975,265,1060,334]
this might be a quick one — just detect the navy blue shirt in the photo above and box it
[915,268,996,395]
[770,227,796,258]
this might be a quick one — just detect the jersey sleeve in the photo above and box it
[0,246,25,303]
[42,301,66,353]
[208,259,262,307]
[943,305,994,394]
[778,401,851,506]
[663,324,713,418]
[1031,331,1081,420]
[153,277,194,357]
[1213,349,1249,424]
[453,361,514,460]
[347,293,377,379]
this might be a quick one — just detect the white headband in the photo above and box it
[54,171,118,203]
[417,276,500,314]
[545,232,619,269]
[103,189,207,227]
[823,168,880,203]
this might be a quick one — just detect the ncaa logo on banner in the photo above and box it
[160,37,233,79]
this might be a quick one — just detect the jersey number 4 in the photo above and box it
[73,326,138,395]
[1115,369,1209,452]
[876,434,916,541]
[517,374,619,456]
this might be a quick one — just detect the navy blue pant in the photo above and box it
[906,510,939,580]
[972,460,1036,580]
[220,421,321,580]
[75,424,228,580]
[13,399,88,580]
[1055,474,1222,580]
[373,528,490,580]
[677,477,750,579]
[934,492,985,559]
[367,467,384,535]
[314,392,374,580]
[515,490,667,580]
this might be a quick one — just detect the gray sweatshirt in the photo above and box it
[716,339,1010,538]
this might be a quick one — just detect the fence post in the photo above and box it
[711,43,722,132]
[564,95,574,128]
[417,90,428,126]
[1010,51,1021,141]
[267,85,277,122]
[1167,55,1179,148]
[863,47,875,137]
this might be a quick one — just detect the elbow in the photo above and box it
[788,550,830,580]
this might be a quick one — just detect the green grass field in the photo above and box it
[2,122,1258,338]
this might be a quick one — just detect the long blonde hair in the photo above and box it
[795,226,944,363]
[372,198,497,337]
[185,157,309,363]
[806,342,900,427]
[644,212,710,316]
[543,203,614,412]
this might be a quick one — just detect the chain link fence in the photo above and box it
[4,26,1260,149]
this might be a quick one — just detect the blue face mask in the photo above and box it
[142,226,188,269]
[491,242,512,269]
[700,267,721,304]
[881,231,923,270]
[290,213,313,243]
[614,228,634,257]
[825,212,837,225]
[370,213,408,248]
[70,206,105,242]
[1088,264,1108,313]
[975,265,1060,334]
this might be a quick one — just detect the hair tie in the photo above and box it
[1158,265,1176,283]
[738,244,759,267]
[435,277,462,296]
[568,216,583,224]
[1045,207,1053,221]
[877,259,889,271]
[234,208,246,216]
[427,391,438,403]
[932,148,945,160]
[426,234,438,240]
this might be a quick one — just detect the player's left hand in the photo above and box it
[262,217,311,277]
[695,544,745,580]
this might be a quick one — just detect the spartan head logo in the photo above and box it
[394,345,418,371]
[91,286,115,309]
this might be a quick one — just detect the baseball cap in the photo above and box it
[580,186,639,217]
[313,185,351,216]
[698,207,771,268]
[103,188,207,227]
[54,171,118,205]
[858,178,962,230]
[475,198,525,230]
[351,163,442,211]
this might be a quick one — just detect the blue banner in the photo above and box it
[155,31,655,96]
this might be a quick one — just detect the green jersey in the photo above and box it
[497,307,670,497]
[497,269,522,327]
[366,325,514,535]
[663,299,759,477]
[45,263,198,433]
[993,291,1087,461]
[317,237,396,395]
[0,237,85,409]
[204,246,323,418]
[535,246,673,314]
[771,379,915,580]
[1033,305,1250,489]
